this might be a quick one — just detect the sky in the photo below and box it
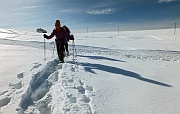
[0,0,180,32]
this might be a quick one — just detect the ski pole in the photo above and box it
[72,40,75,61]
[73,41,77,57]
[44,38,46,61]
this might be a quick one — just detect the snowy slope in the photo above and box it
[0,28,180,114]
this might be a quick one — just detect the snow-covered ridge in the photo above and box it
[0,28,20,38]
[18,58,59,112]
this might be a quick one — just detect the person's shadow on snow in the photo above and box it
[79,55,126,62]
[80,62,172,87]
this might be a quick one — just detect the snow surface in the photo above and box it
[0,28,180,114]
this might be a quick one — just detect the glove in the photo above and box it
[70,35,74,40]
[43,34,48,39]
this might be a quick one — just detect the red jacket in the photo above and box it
[47,27,71,44]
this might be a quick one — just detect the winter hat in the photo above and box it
[55,20,60,26]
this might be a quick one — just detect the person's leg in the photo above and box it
[56,44,61,60]
[59,42,65,62]
[65,42,69,55]
[65,43,68,52]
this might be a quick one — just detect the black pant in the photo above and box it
[56,43,65,61]
[65,43,68,52]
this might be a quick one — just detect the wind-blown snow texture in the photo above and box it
[0,28,180,114]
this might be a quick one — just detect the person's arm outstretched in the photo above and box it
[44,30,56,39]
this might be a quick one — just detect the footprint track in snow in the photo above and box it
[15,58,96,114]
[0,72,25,109]
[0,97,11,108]
[58,63,96,114]
[17,72,24,79]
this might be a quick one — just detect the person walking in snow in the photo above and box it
[43,20,72,63]
[63,25,71,56]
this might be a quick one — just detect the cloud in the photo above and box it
[91,1,118,9]
[158,0,176,3]
[87,8,114,15]
[22,5,43,9]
